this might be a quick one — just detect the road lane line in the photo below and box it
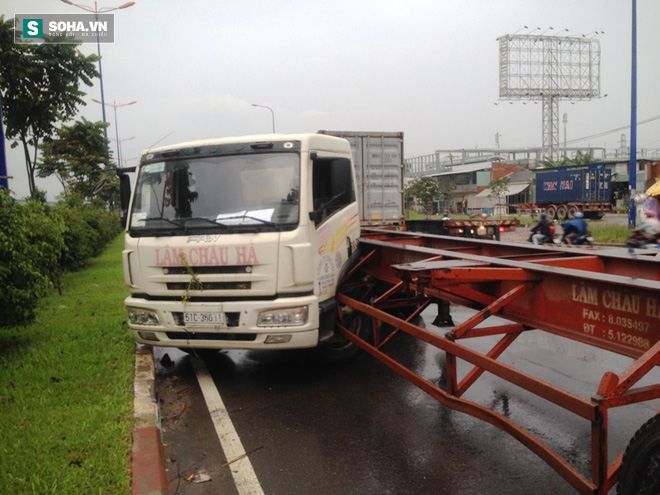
[192,356,265,495]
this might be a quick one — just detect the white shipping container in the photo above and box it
[318,131,404,224]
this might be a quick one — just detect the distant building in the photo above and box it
[404,147,659,215]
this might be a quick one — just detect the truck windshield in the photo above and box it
[129,152,300,236]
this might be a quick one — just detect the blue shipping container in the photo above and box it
[535,166,611,204]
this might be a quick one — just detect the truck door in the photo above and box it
[309,155,359,300]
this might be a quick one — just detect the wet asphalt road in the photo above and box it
[154,301,660,495]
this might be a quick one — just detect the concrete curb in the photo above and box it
[132,346,167,495]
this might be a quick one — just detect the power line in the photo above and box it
[566,114,660,145]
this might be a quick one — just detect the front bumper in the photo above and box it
[125,294,320,350]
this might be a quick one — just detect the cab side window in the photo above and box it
[311,157,355,226]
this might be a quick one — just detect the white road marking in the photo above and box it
[192,356,265,495]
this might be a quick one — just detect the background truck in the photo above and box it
[532,164,612,220]
[316,131,516,238]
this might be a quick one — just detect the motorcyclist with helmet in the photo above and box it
[529,212,554,245]
[561,211,590,246]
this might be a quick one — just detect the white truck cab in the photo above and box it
[121,133,362,359]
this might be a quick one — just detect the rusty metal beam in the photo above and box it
[596,339,660,399]
[448,283,535,340]
[338,293,597,420]
[449,322,529,339]
[456,331,523,397]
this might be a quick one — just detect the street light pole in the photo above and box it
[629,0,637,229]
[251,104,275,133]
[92,99,137,165]
[60,0,135,142]
[110,136,135,167]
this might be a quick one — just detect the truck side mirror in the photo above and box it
[309,209,325,226]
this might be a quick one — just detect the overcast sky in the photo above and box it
[3,0,660,200]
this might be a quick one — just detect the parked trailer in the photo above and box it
[337,230,660,495]
[532,165,613,220]
[405,218,518,240]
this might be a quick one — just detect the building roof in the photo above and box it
[427,162,492,177]
[475,183,530,198]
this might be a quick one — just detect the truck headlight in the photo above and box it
[127,307,160,326]
[257,306,308,327]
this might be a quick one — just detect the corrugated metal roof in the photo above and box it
[429,162,493,177]
[475,183,530,198]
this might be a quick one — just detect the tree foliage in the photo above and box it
[0,188,121,328]
[437,178,455,203]
[541,151,595,169]
[0,189,65,326]
[37,118,116,204]
[487,177,510,218]
[405,177,442,218]
[0,16,99,198]
[487,177,510,200]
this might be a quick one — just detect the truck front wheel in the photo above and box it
[317,302,370,363]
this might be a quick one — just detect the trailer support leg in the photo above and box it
[432,299,454,327]
[591,406,608,494]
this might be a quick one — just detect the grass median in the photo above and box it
[0,234,135,494]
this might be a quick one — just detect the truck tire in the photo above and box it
[546,205,557,221]
[317,302,370,363]
[556,205,567,221]
[567,205,577,219]
[617,414,660,495]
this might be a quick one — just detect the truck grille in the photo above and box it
[165,331,256,342]
[166,281,252,291]
[163,266,253,275]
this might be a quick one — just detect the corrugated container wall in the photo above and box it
[535,166,611,204]
[318,131,404,224]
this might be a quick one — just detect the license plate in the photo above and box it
[183,312,226,326]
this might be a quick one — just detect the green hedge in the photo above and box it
[0,189,122,327]
[53,196,121,271]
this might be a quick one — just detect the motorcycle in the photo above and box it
[626,232,659,249]
[561,225,594,246]
[527,224,559,245]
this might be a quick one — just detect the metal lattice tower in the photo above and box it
[498,33,601,160]
[542,96,559,159]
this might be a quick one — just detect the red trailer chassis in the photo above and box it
[337,229,660,494]
[514,202,612,220]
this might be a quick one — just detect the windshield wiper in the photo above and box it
[129,216,187,236]
[142,217,185,227]
[183,217,232,229]
[242,215,277,226]
[215,214,278,228]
